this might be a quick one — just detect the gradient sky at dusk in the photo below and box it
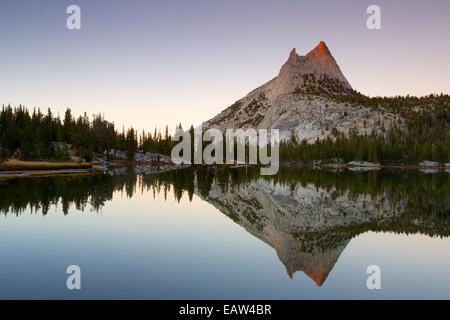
[1,0,449,132]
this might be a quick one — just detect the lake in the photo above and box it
[0,167,449,299]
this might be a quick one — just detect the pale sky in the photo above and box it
[1,0,449,133]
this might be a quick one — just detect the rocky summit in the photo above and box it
[204,41,402,142]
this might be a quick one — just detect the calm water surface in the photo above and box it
[0,167,449,299]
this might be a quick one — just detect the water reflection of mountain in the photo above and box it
[1,167,449,285]
[193,168,449,285]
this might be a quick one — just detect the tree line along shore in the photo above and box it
[1,93,449,172]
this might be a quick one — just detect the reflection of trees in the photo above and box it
[191,168,450,284]
[2,167,447,286]
[191,167,450,238]
[0,174,116,215]
[0,168,449,238]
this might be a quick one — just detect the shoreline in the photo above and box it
[0,160,93,179]
[280,160,450,171]
[0,160,92,171]
[0,159,449,179]
[0,169,93,179]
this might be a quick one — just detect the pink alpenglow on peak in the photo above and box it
[203,40,390,144]
[315,41,331,55]
[275,41,352,97]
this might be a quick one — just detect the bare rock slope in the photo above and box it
[194,175,447,285]
[204,41,402,142]
[195,178,399,285]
